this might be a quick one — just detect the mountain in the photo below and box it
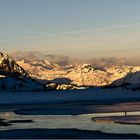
[17,58,140,90]
[110,67,140,89]
[0,52,42,91]
[0,52,27,78]
[3,51,140,91]
[17,60,62,82]
[66,64,109,86]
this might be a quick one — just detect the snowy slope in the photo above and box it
[0,88,140,104]
[0,52,43,91]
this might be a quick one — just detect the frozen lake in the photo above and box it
[0,101,140,139]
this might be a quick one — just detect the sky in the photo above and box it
[0,0,140,59]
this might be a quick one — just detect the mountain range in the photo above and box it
[1,51,140,91]
[17,56,140,90]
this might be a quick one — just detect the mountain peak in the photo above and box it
[0,52,27,78]
[0,52,43,91]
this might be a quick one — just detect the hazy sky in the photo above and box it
[0,0,140,59]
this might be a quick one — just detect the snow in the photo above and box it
[0,77,42,91]
[0,88,140,105]
[0,111,140,137]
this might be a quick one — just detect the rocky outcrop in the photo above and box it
[0,52,42,91]
[46,83,77,90]
[0,52,27,78]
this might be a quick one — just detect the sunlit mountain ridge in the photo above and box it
[1,51,140,91]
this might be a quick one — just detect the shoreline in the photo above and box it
[92,115,140,125]
[0,101,140,116]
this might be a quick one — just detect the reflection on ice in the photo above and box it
[0,110,140,136]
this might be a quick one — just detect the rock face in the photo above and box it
[46,83,77,90]
[0,52,42,91]
[0,52,27,78]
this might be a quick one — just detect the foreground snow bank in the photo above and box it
[0,88,140,104]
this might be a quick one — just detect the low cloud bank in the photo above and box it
[10,51,138,68]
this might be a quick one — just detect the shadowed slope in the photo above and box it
[0,52,42,91]
[0,52,27,79]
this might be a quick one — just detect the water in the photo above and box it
[0,102,140,139]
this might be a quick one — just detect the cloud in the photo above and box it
[11,51,39,62]
[11,51,135,67]
[88,57,127,68]
[10,51,72,66]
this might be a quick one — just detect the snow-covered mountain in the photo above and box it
[1,50,137,90]
[110,69,140,89]
[0,52,42,91]
[0,52,27,78]
[17,58,140,90]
